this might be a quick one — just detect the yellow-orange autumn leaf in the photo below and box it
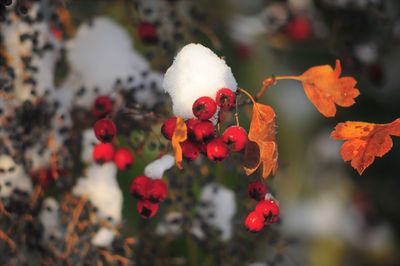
[331,119,400,175]
[243,103,278,178]
[298,60,360,117]
[171,117,187,169]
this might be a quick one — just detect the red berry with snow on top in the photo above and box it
[192,96,217,120]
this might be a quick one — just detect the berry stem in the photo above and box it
[238,88,257,105]
[274,75,302,81]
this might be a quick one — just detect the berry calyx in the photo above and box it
[161,116,177,140]
[222,126,248,152]
[92,143,115,163]
[185,118,201,140]
[114,148,134,170]
[147,179,167,203]
[181,140,201,161]
[138,22,158,44]
[206,137,229,162]
[92,95,112,118]
[130,175,151,200]
[193,120,215,142]
[255,199,280,223]
[216,88,236,110]
[247,180,267,201]
[94,118,116,143]
[192,96,217,120]
[137,200,159,219]
[245,211,265,232]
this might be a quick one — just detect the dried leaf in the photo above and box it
[171,117,187,169]
[299,60,360,117]
[331,119,400,174]
[243,103,278,178]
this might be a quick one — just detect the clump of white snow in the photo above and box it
[0,155,33,198]
[144,154,175,179]
[198,183,236,241]
[81,129,100,164]
[163,43,238,119]
[39,197,62,241]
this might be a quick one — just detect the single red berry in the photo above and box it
[114,148,134,170]
[161,117,177,140]
[137,200,159,219]
[193,121,215,142]
[181,140,201,161]
[185,118,201,140]
[94,118,116,143]
[255,199,280,223]
[92,95,112,118]
[192,96,217,120]
[31,168,53,188]
[247,180,267,201]
[216,88,236,110]
[138,22,158,44]
[285,17,312,41]
[222,126,248,152]
[245,211,265,232]
[92,143,115,163]
[206,137,229,162]
[147,179,168,203]
[130,175,151,200]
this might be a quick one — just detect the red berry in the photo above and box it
[247,181,267,201]
[185,118,201,140]
[114,148,134,170]
[192,96,217,120]
[206,137,229,162]
[216,88,236,110]
[181,140,201,161]
[222,126,248,152]
[94,118,116,143]
[285,17,312,41]
[161,117,177,140]
[31,168,53,188]
[130,175,151,200]
[255,199,280,223]
[137,200,159,219]
[92,143,115,163]
[193,121,215,142]
[147,179,168,203]
[138,22,158,44]
[245,211,265,232]
[92,95,112,118]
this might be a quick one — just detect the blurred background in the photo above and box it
[1,0,400,265]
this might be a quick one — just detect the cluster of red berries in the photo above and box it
[129,175,168,219]
[92,99,134,170]
[245,180,280,232]
[92,143,134,170]
[162,88,248,162]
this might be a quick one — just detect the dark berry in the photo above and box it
[181,140,201,161]
[92,95,112,118]
[137,200,159,219]
[247,180,267,201]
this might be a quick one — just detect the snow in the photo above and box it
[144,154,175,179]
[0,155,32,198]
[92,227,115,247]
[73,163,122,223]
[198,183,236,241]
[39,197,62,241]
[163,43,237,119]
[81,129,100,164]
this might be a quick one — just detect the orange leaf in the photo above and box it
[331,118,400,174]
[243,103,278,178]
[171,117,187,169]
[298,60,360,117]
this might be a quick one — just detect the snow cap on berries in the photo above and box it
[163,43,237,119]
[144,154,175,179]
